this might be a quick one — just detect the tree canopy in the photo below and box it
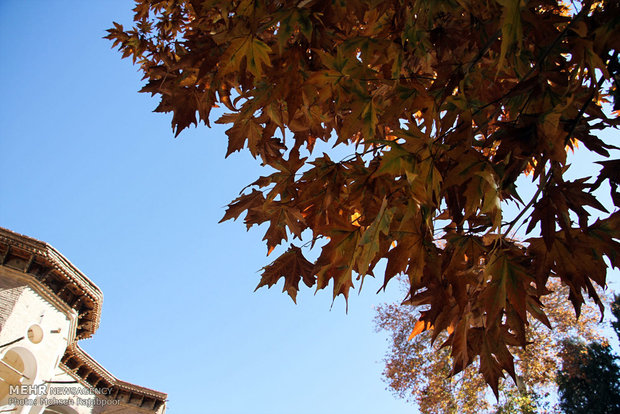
[556,294,620,414]
[557,341,620,413]
[375,279,607,413]
[107,0,620,392]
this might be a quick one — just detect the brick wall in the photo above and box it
[0,270,26,333]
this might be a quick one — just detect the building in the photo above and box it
[0,227,167,413]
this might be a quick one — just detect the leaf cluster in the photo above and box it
[107,0,620,391]
[375,279,607,413]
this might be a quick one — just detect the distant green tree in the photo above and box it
[557,295,620,414]
[611,294,620,338]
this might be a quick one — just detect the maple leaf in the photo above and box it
[384,230,426,291]
[449,314,472,374]
[261,204,306,254]
[407,320,433,341]
[527,176,608,249]
[219,189,265,224]
[217,115,264,158]
[592,159,620,207]
[356,197,394,276]
[478,329,515,398]
[246,38,272,79]
[496,0,523,74]
[482,248,532,324]
[256,246,315,303]
[109,0,620,391]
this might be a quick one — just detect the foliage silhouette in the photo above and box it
[557,295,620,414]
[108,0,620,390]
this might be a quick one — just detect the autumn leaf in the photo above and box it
[482,248,532,323]
[246,38,272,79]
[219,189,265,224]
[496,0,523,74]
[109,0,620,391]
[356,197,394,276]
[408,320,433,341]
[256,246,315,303]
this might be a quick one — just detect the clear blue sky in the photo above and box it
[0,2,414,413]
[0,2,618,414]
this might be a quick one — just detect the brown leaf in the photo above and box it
[109,0,620,392]
[256,246,315,303]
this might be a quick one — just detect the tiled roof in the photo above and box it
[0,227,167,411]
[0,227,103,339]
[62,344,167,410]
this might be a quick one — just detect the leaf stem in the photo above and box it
[501,50,614,239]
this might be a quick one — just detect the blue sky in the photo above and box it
[0,2,414,413]
[0,2,618,414]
